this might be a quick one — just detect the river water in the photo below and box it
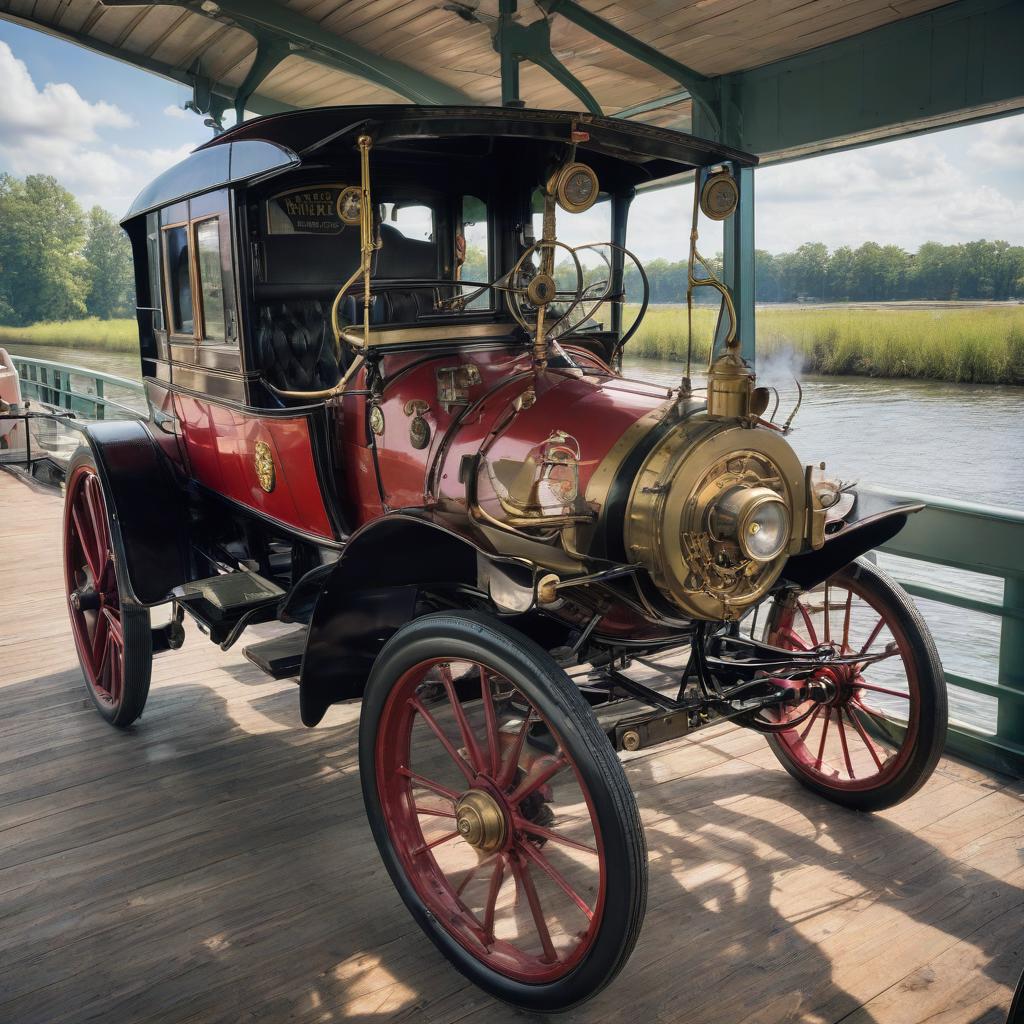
[8,341,1023,733]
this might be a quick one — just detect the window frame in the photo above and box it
[191,214,228,344]
[161,219,197,341]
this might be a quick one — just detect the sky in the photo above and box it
[1,17,1023,259]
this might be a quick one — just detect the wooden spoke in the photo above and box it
[482,855,506,942]
[844,706,885,771]
[823,583,831,644]
[814,707,831,771]
[508,754,569,806]
[836,706,855,778]
[799,704,823,742]
[397,765,460,803]
[455,855,492,897]
[856,680,911,700]
[841,588,853,652]
[514,818,598,856]
[496,710,536,790]
[411,830,460,857]
[518,839,594,920]
[479,666,500,777]
[439,664,486,775]
[858,615,886,656]
[797,600,819,646]
[408,697,476,785]
[71,504,100,582]
[511,855,557,962]
[415,806,457,820]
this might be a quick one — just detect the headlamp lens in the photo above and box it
[741,498,789,561]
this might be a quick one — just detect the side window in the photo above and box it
[461,195,490,309]
[194,218,226,342]
[163,225,194,336]
[381,202,434,242]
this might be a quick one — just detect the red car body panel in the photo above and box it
[174,394,335,540]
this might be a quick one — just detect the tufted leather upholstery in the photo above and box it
[256,300,344,395]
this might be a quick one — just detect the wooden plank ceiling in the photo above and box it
[0,0,955,133]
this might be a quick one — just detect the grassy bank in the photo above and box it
[3,306,1024,384]
[0,318,137,352]
[628,304,1024,384]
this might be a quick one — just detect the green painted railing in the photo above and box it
[12,355,144,420]
[8,357,1022,777]
[863,484,1024,778]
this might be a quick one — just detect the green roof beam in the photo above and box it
[539,0,720,137]
[0,9,292,119]
[176,0,472,106]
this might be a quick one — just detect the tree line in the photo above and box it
[624,240,1024,304]
[0,174,133,326]
[2,172,1022,328]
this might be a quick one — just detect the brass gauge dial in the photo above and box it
[700,171,739,221]
[553,162,599,213]
[336,185,362,225]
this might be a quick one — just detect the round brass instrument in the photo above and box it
[699,170,738,221]
[552,162,599,214]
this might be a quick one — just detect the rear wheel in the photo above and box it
[762,558,946,812]
[63,448,152,727]
[359,612,647,1011]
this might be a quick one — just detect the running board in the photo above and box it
[243,629,307,680]
[172,571,284,647]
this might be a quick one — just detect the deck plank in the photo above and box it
[0,469,1021,1024]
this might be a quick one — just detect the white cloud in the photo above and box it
[753,130,1024,253]
[964,116,1024,169]
[0,42,196,215]
[0,40,133,143]
[163,103,188,120]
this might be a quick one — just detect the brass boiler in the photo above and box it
[621,349,825,622]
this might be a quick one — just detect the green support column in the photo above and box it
[721,165,756,367]
[998,576,1024,751]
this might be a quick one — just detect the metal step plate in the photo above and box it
[243,629,307,679]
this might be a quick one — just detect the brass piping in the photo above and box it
[266,135,376,403]
[266,354,364,402]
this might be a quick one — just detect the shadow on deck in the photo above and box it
[1,470,1022,1024]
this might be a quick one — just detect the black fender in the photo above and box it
[781,489,924,591]
[78,420,191,606]
[298,511,542,727]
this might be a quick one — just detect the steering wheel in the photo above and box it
[500,239,586,339]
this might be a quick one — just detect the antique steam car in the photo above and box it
[63,106,947,1011]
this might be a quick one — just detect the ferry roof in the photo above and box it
[123,104,756,222]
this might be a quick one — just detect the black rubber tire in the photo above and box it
[359,611,647,1012]
[766,558,947,812]
[1008,966,1024,1024]
[64,446,152,728]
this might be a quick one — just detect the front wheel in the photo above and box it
[762,558,947,812]
[63,447,152,727]
[359,612,647,1012]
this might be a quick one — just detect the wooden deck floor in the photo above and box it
[1,468,1022,1024]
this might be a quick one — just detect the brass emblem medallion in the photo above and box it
[369,405,385,435]
[254,440,276,493]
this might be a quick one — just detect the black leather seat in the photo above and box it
[257,299,345,395]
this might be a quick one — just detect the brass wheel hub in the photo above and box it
[455,789,507,853]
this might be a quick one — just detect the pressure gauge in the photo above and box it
[553,162,599,213]
[700,171,738,221]
[336,185,362,225]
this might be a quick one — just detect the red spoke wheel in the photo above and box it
[360,612,646,1011]
[63,447,152,727]
[763,558,946,811]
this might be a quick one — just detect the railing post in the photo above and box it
[997,575,1024,751]
[95,378,105,420]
